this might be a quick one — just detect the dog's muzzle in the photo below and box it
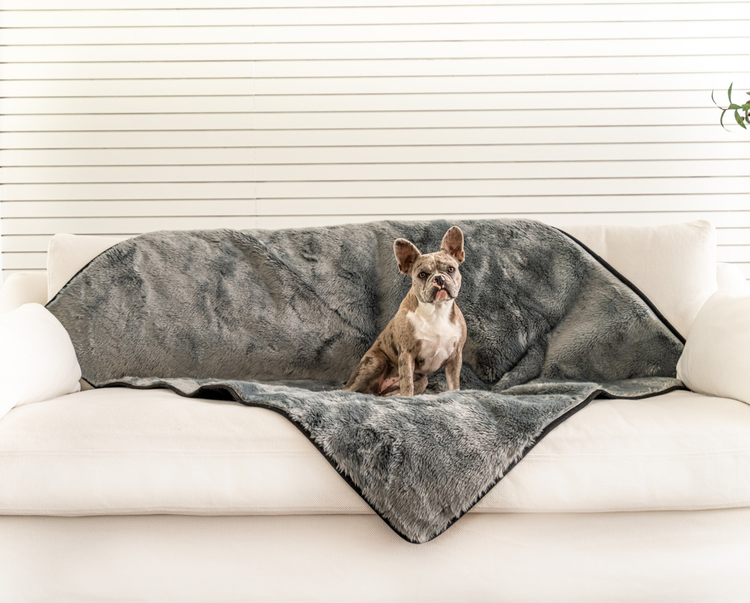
[432,275,451,300]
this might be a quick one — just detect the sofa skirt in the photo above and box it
[1,509,749,603]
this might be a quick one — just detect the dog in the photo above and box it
[344,226,467,396]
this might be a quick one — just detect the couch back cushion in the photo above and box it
[47,233,124,302]
[46,220,716,338]
[0,303,82,419]
[563,220,716,338]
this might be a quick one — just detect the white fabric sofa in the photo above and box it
[1,221,750,603]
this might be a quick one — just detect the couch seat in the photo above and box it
[0,387,749,516]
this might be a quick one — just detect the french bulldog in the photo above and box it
[344,226,467,396]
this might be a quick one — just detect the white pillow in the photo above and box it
[716,263,750,296]
[677,292,750,405]
[564,220,717,339]
[0,272,48,313]
[0,303,82,419]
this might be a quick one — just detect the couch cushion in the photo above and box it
[46,233,124,301]
[563,220,717,338]
[677,291,750,406]
[46,221,716,337]
[1,386,749,516]
[0,304,81,421]
[0,272,48,313]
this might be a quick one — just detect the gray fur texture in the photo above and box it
[47,219,685,543]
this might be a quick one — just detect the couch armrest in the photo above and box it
[716,263,750,296]
[0,272,49,312]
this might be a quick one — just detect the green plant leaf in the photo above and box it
[720,108,728,130]
[735,110,747,129]
[729,103,741,110]
[728,82,734,103]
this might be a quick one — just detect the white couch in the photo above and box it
[1,221,750,603]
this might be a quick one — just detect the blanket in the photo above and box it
[47,219,685,543]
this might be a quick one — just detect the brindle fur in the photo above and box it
[344,227,468,396]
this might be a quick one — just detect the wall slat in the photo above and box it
[2,38,747,63]
[2,217,258,236]
[3,160,747,184]
[3,0,747,8]
[718,229,750,245]
[253,178,749,198]
[1,253,48,270]
[253,211,750,230]
[4,22,749,46]
[6,73,730,98]
[0,90,738,114]
[3,75,748,98]
[3,56,749,80]
[2,126,746,150]
[717,246,750,263]
[2,183,258,201]
[1,5,741,27]
[252,196,750,214]
[2,200,255,218]
[0,109,726,131]
[2,144,750,166]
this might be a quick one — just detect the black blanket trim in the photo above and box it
[103,378,685,544]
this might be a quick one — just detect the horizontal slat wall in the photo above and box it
[1,1,749,282]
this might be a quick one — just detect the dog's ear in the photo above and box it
[394,239,421,275]
[441,226,465,264]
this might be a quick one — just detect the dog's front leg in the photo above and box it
[444,349,462,391]
[398,351,416,396]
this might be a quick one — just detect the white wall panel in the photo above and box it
[1,1,749,282]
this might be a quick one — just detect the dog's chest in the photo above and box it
[407,303,462,374]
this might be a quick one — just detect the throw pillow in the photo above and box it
[677,292,750,405]
[0,303,81,420]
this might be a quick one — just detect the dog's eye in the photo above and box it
[418,272,428,279]
[447,266,455,273]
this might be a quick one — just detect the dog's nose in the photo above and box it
[434,275,446,287]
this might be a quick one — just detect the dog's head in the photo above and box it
[394,226,464,304]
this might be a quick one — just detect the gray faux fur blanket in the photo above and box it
[47,219,684,543]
